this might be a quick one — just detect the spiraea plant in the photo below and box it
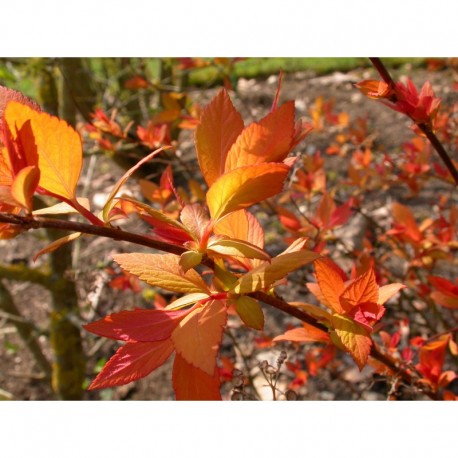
[0,59,456,400]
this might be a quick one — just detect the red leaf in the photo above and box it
[83,307,193,342]
[88,340,174,390]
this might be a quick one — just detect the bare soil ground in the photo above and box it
[1,65,457,400]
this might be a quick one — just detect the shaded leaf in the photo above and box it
[172,352,222,400]
[10,165,39,210]
[234,296,264,330]
[273,322,330,343]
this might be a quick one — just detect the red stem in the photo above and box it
[369,57,458,187]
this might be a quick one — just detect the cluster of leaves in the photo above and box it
[0,60,457,400]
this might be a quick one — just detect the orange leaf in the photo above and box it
[0,146,13,186]
[206,163,290,221]
[331,314,372,370]
[316,193,336,228]
[377,283,405,305]
[5,101,82,201]
[273,322,330,343]
[10,165,40,211]
[113,253,210,294]
[354,80,392,99]
[431,291,458,309]
[224,101,295,171]
[0,86,42,138]
[391,202,422,243]
[88,340,174,390]
[172,352,221,400]
[214,209,264,248]
[102,147,169,221]
[314,258,347,313]
[195,89,244,187]
[232,250,319,295]
[234,296,264,330]
[172,300,227,375]
[340,268,378,313]
[33,232,82,261]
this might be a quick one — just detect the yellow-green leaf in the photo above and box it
[331,314,372,370]
[179,250,203,273]
[234,296,264,330]
[231,250,319,295]
[207,237,270,261]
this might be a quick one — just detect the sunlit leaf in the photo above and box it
[88,340,174,390]
[314,258,347,313]
[102,147,169,221]
[172,300,227,375]
[166,293,209,310]
[207,237,270,261]
[113,253,210,294]
[207,163,290,221]
[340,268,378,312]
[377,283,405,305]
[195,89,244,187]
[32,198,90,216]
[5,101,82,200]
[84,307,192,342]
[331,314,372,370]
[225,103,295,171]
[232,250,319,295]
[33,232,82,261]
[214,209,264,248]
